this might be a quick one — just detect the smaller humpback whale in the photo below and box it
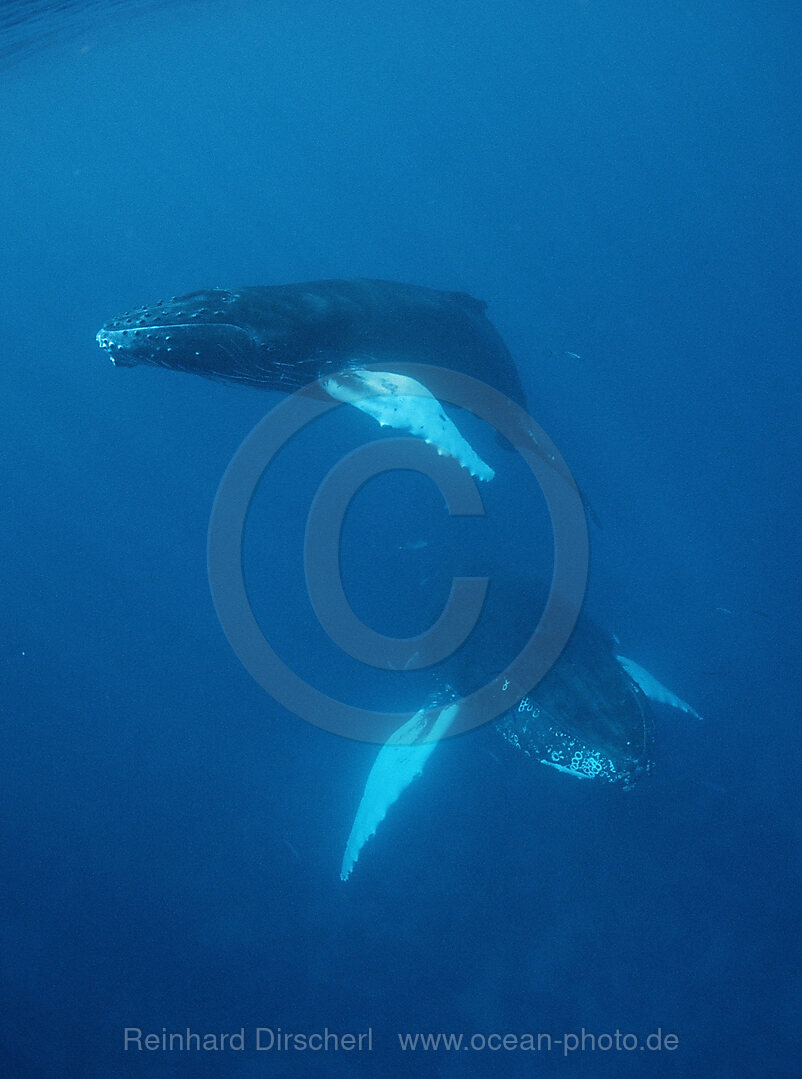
[97,279,530,480]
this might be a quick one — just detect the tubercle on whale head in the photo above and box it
[95,329,138,367]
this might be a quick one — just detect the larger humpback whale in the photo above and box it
[341,578,702,880]
[97,278,533,480]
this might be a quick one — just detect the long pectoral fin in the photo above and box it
[617,656,703,720]
[323,368,495,481]
[340,702,459,881]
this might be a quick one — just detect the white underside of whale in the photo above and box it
[340,702,459,881]
[324,368,495,482]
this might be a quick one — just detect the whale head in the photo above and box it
[95,288,273,384]
[96,286,328,389]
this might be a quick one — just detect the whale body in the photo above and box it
[97,278,526,398]
[97,278,530,480]
[341,579,704,880]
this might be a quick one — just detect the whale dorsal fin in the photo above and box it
[451,290,487,313]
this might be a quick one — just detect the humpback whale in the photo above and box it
[97,279,530,480]
[341,581,703,880]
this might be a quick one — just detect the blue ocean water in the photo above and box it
[1,1,800,1076]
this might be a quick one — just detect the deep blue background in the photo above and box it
[1,1,799,1076]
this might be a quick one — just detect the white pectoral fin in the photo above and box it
[323,368,495,481]
[340,703,459,881]
[617,656,703,720]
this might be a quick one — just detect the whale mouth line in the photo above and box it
[96,322,255,368]
[96,321,239,343]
